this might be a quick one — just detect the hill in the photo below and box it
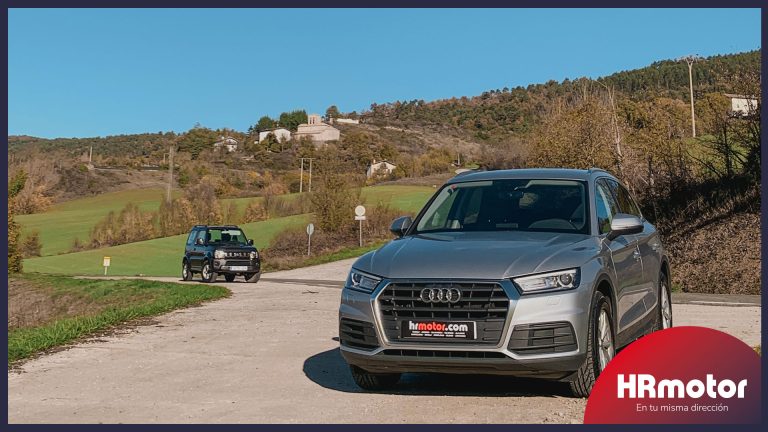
[361,50,760,143]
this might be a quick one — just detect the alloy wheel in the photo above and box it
[598,309,614,371]
[661,282,672,329]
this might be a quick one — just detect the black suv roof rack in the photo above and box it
[587,167,609,175]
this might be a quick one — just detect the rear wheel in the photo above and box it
[569,290,615,398]
[245,273,260,283]
[349,365,400,391]
[182,261,192,281]
[200,261,216,283]
[224,274,236,282]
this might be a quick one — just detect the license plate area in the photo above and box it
[400,320,476,340]
[229,266,249,271]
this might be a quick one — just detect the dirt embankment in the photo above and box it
[7,278,90,329]
[666,212,761,295]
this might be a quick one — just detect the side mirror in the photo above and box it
[607,213,644,241]
[247,239,254,246]
[389,216,413,238]
[195,238,205,245]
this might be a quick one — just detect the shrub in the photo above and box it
[8,207,23,273]
[21,231,42,258]
[243,200,268,223]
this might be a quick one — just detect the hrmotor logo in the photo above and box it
[584,327,760,424]
[408,321,469,332]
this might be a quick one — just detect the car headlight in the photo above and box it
[346,269,382,293]
[214,250,226,259]
[250,251,258,260]
[513,269,580,294]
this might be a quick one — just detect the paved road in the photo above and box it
[8,259,761,424]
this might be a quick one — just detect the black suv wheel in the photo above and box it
[182,260,193,281]
[200,261,217,283]
[224,274,236,282]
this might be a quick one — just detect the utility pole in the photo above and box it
[166,146,174,202]
[299,158,314,193]
[679,55,702,138]
[89,146,93,164]
[299,158,304,193]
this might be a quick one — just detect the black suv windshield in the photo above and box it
[414,179,589,235]
[208,228,249,245]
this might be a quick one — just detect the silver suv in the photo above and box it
[338,168,672,397]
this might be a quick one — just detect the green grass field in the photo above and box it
[17,185,434,257]
[8,274,229,363]
[16,188,174,256]
[24,214,310,277]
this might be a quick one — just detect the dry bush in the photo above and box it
[21,231,42,258]
[243,200,268,223]
[90,203,156,248]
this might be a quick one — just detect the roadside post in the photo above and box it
[354,205,366,247]
[103,256,111,275]
[306,223,314,256]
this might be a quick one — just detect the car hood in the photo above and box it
[353,231,600,280]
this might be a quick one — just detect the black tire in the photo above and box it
[349,365,400,391]
[655,271,673,331]
[245,273,260,283]
[224,274,236,283]
[200,261,217,283]
[569,290,614,398]
[182,260,193,281]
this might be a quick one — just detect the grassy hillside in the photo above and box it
[17,188,177,256]
[23,214,310,276]
[17,185,435,257]
[21,184,435,276]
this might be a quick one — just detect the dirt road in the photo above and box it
[7,259,761,423]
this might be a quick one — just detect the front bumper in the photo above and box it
[213,259,260,274]
[339,278,592,379]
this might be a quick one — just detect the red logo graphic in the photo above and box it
[584,326,760,424]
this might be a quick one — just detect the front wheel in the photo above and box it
[182,261,192,281]
[349,365,400,391]
[569,290,615,398]
[224,274,236,282]
[200,261,217,283]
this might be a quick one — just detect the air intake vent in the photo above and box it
[508,321,577,355]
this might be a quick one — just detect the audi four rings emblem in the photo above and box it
[420,287,462,303]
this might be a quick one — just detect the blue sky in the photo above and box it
[8,8,761,138]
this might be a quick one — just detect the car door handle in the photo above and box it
[633,250,642,260]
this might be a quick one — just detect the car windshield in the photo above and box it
[414,179,589,235]
[208,228,249,245]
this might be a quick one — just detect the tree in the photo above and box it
[325,105,340,120]
[8,171,25,273]
[177,125,219,159]
[256,116,276,132]
[278,110,308,131]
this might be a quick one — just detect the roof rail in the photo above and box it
[587,167,609,175]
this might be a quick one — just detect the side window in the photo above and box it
[186,230,197,246]
[195,229,208,244]
[612,181,642,218]
[595,179,620,234]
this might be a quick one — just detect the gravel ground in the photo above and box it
[7,258,761,423]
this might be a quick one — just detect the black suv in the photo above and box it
[182,225,261,283]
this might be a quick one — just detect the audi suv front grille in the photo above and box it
[378,282,509,345]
